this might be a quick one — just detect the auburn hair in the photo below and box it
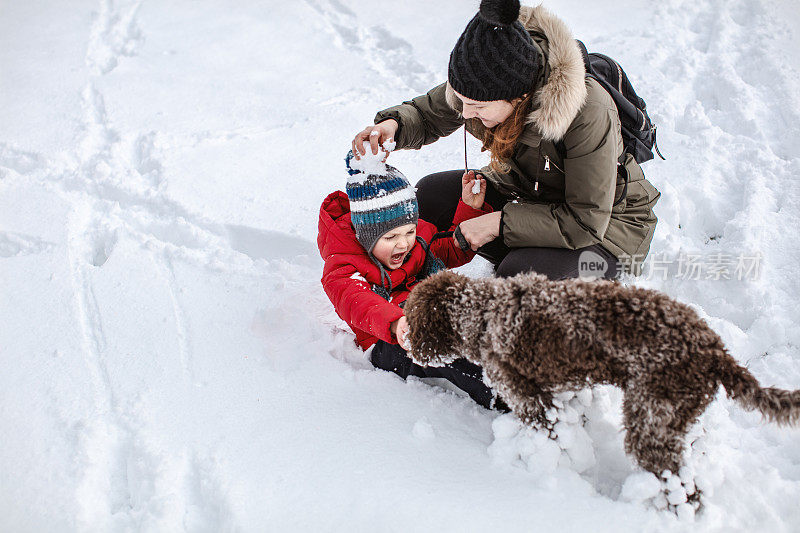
[478,92,534,173]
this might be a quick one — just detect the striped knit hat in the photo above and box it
[344,150,418,253]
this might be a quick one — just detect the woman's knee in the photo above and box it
[496,245,619,281]
[415,170,462,230]
[495,247,579,280]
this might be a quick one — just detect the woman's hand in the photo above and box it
[461,170,486,209]
[352,120,399,160]
[457,212,502,251]
[390,315,410,348]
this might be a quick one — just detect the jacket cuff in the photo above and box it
[378,305,406,345]
[452,199,493,226]
[374,113,403,147]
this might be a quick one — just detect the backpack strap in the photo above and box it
[615,163,629,208]
[555,39,628,207]
[576,39,591,73]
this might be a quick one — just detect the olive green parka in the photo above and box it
[374,5,660,276]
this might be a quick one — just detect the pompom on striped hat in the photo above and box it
[344,150,419,253]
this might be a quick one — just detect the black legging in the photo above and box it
[416,170,619,280]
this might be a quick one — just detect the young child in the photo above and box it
[317,150,503,409]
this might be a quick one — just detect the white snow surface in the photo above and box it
[2,0,800,531]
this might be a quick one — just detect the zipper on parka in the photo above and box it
[543,155,563,173]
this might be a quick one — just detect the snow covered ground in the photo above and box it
[2,0,799,530]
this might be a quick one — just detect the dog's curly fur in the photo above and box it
[404,271,800,477]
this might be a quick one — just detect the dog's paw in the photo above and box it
[620,468,703,521]
[620,471,663,505]
[663,468,700,516]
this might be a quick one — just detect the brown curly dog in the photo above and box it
[404,270,800,481]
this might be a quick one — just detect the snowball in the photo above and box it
[349,141,390,176]
[576,388,593,407]
[676,503,696,522]
[620,471,662,502]
[653,492,669,510]
[677,466,696,495]
[584,402,606,421]
[694,474,714,496]
[560,405,580,425]
[517,431,540,457]
[666,474,683,492]
[555,391,575,402]
[524,434,561,475]
[492,413,522,440]
[568,397,585,415]
[667,486,688,506]
[678,466,694,484]
[349,272,367,283]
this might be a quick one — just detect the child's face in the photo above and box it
[372,223,417,269]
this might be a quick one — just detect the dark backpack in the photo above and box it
[575,40,665,164]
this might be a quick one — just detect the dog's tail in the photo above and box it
[717,348,800,425]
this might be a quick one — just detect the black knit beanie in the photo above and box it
[448,0,540,102]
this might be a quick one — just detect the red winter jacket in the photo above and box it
[317,190,492,350]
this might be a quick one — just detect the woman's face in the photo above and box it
[454,90,519,128]
[372,223,417,270]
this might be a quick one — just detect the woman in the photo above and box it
[352,1,661,280]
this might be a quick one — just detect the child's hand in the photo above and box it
[390,315,410,348]
[461,170,486,209]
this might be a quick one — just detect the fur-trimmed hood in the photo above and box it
[445,4,587,142]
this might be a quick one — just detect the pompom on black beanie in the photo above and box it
[448,0,540,102]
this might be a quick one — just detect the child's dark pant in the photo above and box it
[369,341,496,409]
[415,170,620,280]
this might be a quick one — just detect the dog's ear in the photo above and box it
[404,271,468,365]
